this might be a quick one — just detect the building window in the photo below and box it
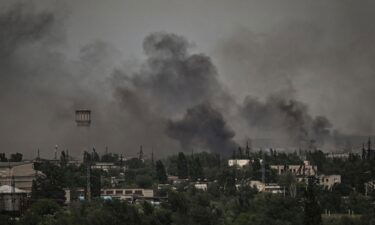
[106,190,114,195]
[134,190,143,195]
[116,190,123,195]
[125,190,132,195]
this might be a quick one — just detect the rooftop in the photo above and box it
[0,185,27,193]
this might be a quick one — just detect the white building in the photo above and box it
[194,183,208,191]
[318,175,341,189]
[365,180,375,196]
[0,162,42,192]
[64,188,154,203]
[0,185,28,213]
[248,180,265,192]
[271,161,317,177]
[264,183,284,194]
[101,188,154,201]
[326,152,350,160]
[228,159,251,168]
[247,181,284,194]
[91,162,123,172]
[167,176,188,184]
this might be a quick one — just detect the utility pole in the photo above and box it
[151,148,154,166]
[86,161,91,201]
[54,145,58,160]
[261,152,266,184]
[139,145,143,161]
[11,175,15,212]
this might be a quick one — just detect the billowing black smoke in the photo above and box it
[0,3,125,158]
[166,103,237,155]
[0,2,345,157]
[116,32,227,116]
[240,95,332,148]
[113,32,236,154]
[0,3,55,58]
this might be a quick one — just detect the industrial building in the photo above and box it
[0,162,41,192]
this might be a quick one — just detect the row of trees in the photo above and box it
[5,149,374,225]
[0,152,23,162]
[4,178,374,225]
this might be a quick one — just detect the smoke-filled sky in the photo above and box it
[1,0,375,159]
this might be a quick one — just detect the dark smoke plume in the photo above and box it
[215,1,375,137]
[116,32,229,116]
[0,2,125,158]
[240,95,332,148]
[166,103,237,155]
[2,1,367,157]
[113,32,237,154]
[0,3,54,58]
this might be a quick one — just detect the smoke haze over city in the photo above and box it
[1,0,375,159]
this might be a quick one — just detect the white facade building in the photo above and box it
[318,175,341,189]
[101,188,154,201]
[247,181,284,194]
[91,162,123,172]
[271,161,317,177]
[194,183,208,191]
[228,159,251,168]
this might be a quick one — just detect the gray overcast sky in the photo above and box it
[63,0,321,58]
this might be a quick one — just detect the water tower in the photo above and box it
[75,109,92,201]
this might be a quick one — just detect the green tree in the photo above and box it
[233,194,303,225]
[303,178,322,225]
[83,151,92,163]
[19,199,61,225]
[0,214,14,225]
[0,153,7,162]
[156,160,168,183]
[218,168,236,195]
[92,148,100,162]
[278,172,297,197]
[32,162,66,203]
[59,150,68,167]
[135,174,153,188]
[190,157,203,181]
[126,158,144,169]
[177,152,188,179]
[101,153,119,162]
[91,169,102,197]
[9,152,22,162]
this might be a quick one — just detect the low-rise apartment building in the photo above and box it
[228,159,251,168]
[318,175,341,189]
[101,188,154,201]
[271,161,317,177]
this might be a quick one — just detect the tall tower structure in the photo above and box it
[75,109,92,201]
[139,145,144,161]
